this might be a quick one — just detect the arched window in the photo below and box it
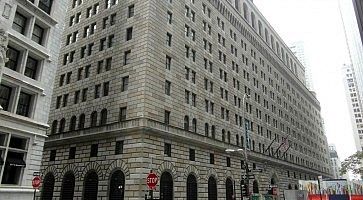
[186,174,197,200]
[252,140,255,151]
[59,118,66,133]
[271,177,276,185]
[205,123,209,137]
[258,20,262,36]
[222,129,225,142]
[41,172,55,200]
[69,116,76,131]
[208,176,217,200]
[83,170,99,200]
[236,134,239,146]
[90,111,98,127]
[184,116,189,131]
[51,120,58,134]
[227,131,231,144]
[100,109,107,125]
[265,28,269,45]
[109,170,125,200]
[253,180,259,193]
[192,118,197,133]
[211,126,216,139]
[60,171,75,200]
[225,178,233,200]
[160,171,173,200]
[241,136,244,148]
[79,114,85,129]
[294,184,298,190]
[288,184,292,189]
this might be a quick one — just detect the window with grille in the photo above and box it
[109,170,125,200]
[208,176,217,200]
[83,171,98,200]
[41,173,55,200]
[187,174,197,200]
[160,172,173,200]
[24,56,39,79]
[60,171,75,200]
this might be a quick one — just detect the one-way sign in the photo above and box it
[252,169,263,173]
[242,174,255,180]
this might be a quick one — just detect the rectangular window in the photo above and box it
[69,147,76,159]
[164,143,171,157]
[90,144,98,157]
[165,80,171,95]
[110,13,116,25]
[24,56,38,79]
[167,11,172,24]
[106,57,112,71]
[80,46,86,58]
[32,24,44,44]
[192,93,196,107]
[49,150,56,161]
[13,12,27,34]
[165,55,171,70]
[128,4,135,18]
[62,94,68,107]
[122,76,129,92]
[85,65,90,78]
[77,68,83,80]
[74,90,80,104]
[124,50,131,65]
[164,110,170,125]
[185,90,190,104]
[103,82,109,96]
[66,72,72,84]
[94,84,101,98]
[0,84,12,111]
[126,27,133,41]
[227,157,231,167]
[38,0,53,14]
[87,43,94,56]
[82,88,88,102]
[16,92,32,117]
[166,32,172,46]
[6,47,20,71]
[56,96,61,109]
[189,148,195,161]
[119,107,127,121]
[97,60,104,73]
[99,37,106,51]
[210,153,214,164]
[115,141,124,155]
[108,34,114,47]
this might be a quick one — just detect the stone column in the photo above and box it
[0,0,15,110]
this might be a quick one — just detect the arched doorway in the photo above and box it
[186,174,197,200]
[60,171,75,200]
[225,178,233,200]
[109,170,125,200]
[253,180,259,194]
[208,176,217,200]
[160,171,173,200]
[41,172,55,200]
[288,184,292,189]
[83,170,99,200]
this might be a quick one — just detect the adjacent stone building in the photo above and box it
[40,0,332,199]
[0,0,66,199]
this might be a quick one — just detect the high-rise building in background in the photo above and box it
[329,144,344,179]
[289,41,314,91]
[0,0,66,199]
[40,0,332,199]
[343,65,363,151]
[339,0,363,153]
[352,0,363,46]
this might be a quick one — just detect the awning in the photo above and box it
[6,157,26,167]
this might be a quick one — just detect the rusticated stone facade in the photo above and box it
[41,0,332,199]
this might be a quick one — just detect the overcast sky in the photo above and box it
[253,0,356,160]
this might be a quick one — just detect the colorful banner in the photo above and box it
[299,180,320,194]
[322,180,349,195]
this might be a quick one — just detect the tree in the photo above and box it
[340,151,363,177]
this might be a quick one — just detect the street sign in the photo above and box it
[32,176,41,189]
[33,171,41,176]
[252,169,263,173]
[146,172,158,190]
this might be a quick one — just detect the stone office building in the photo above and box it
[0,0,66,199]
[40,0,332,199]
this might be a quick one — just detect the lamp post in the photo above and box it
[226,148,249,200]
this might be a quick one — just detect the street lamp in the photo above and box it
[225,148,250,200]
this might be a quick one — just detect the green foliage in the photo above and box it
[340,151,363,176]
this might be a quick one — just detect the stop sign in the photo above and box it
[146,172,158,190]
[32,176,41,189]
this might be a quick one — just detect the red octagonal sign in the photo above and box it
[32,176,41,189]
[146,172,158,190]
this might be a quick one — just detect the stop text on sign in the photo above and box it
[146,172,158,190]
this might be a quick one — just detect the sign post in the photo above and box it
[146,171,158,200]
[32,176,41,200]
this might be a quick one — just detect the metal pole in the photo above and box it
[318,178,322,200]
[242,94,250,200]
[33,189,36,200]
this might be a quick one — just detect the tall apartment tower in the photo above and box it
[289,41,314,92]
[40,0,332,199]
[343,64,363,151]
[0,0,66,199]
[329,145,343,179]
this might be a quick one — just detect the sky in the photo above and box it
[253,0,356,160]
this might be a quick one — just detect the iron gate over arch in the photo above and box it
[226,177,233,200]
[41,172,55,200]
[208,176,217,200]
[160,171,173,200]
[109,170,125,200]
[186,174,197,200]
[60,171,75,200]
